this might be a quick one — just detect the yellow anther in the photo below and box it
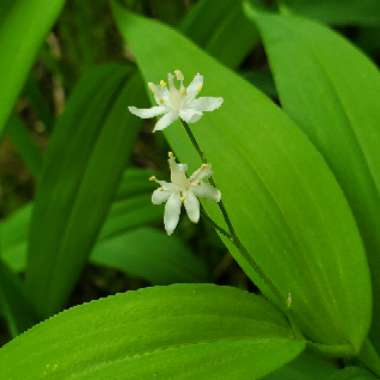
[160,80,167,88]
[180,195,186,203]
[149,175,157,182]
[168,151,174,158]
[174,69,184,81]
[179,87,186,95]
[197,83,203,92]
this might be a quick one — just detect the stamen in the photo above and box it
[168,151,174,158]
[180,195,186,203]
[149,175,157,182]
[148,82,156,92]
[160,80,167,88]
[167,73,175,89]
[174,70,184,81]
[197,83,203,92]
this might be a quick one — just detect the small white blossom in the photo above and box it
[128,70,223,132]
[150,152,221,235]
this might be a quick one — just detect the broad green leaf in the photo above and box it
[0,0,65,132]
[0,260,37,337]
[115,167,158,200]
[112,5,371,354]
[246,8,380,350]
[264,353,377,380]
[1,198,205,285]
[244,69,277,98]
[98,194,161,240]
[1,175,161,275]
[0,284,305,379]
[263,352,338,380]
[26,65,146,317]
[329,367,377,380]
[92,227,209,284]
[181,0,259,68]
[278,0,380,26]
[5,115,43,178]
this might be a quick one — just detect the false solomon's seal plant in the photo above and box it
[129,70,285,307]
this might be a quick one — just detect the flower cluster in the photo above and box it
[129,70,223,235]
[129,70,223,132]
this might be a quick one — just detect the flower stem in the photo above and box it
[181,121,286,308]
[200,208,232,240]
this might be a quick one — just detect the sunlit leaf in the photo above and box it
[0,284,305,379]
[112,4,371,355]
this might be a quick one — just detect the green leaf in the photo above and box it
[1,195,206,285]
[25,65,146,317]
[0,174,160,273]
[112,5,371,354]
[246,8,380,350]
[92,227,209,284]
[329,367,377,380]
[0,259,37,337]
[5,115,43,178]
[0,284,305,379]
[263,352,338,380]
[181,0,259,68]
[264,352,378,380]
[0,0,65,132]
[278,0,380,26]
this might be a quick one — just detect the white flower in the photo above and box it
[128,70,223,132]
[150,152,221,235]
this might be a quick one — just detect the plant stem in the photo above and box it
[200,209,232,240]
[181,121,286,307]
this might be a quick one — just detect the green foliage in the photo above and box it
[92,227,209,284]
[278,0,380,26]
[0,173,207,285]
[0,0,380,378]
[181,0,259,68]
[0,260,37,337]
[246,6,380,350]
[0,0,65,132]
[25,65,146,317]
[0,284,305,379]
[112,3,371,355]
[5,116,43,178]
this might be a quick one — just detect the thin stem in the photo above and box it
[182,121,207,163]
[200,208,232,240]
[181,121,286,306]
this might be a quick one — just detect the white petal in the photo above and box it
[168,156,188,188]
[179,108,203,124]
[164,192,182,235]
[192,183,221,202]
[184,191,200,223]
[153,112,178,132]
[152,188,172,205]
[177,163,188,172]
[189,97,224,112]
[128,105,166,119]
[190,164,213,183]
[186,73,203,102]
